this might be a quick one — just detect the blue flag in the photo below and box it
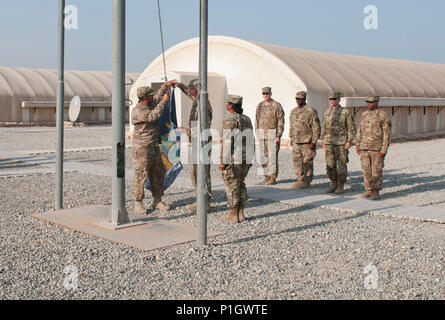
[145,88,183,192]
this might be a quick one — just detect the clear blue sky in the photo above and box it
[1,0,444,72]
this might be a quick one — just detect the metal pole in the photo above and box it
[197,0,209,246]
[111,0,130,225]
[55,0,65,210]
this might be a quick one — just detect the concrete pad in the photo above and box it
[244,184,445,224]
[31,206,221,251]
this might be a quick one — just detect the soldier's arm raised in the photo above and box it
[153,81,173,103]
[176,82,195,101]
[144,94,169,122]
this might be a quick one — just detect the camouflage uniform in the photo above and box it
[320,96,355,184]
[221,97,254,210]
[177,80,213,200]
[255,87,285,180]
[356,97,391,193]
[131,84,170,202]
[289,92,321,184]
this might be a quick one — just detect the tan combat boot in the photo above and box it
[361,191,373,198]
[292,179,304,189]
[300,181,311,189]
[186,202,197,211]
[238,205,245,222]
[134,201,147,215]
[260,176,270,185]
[153,198,170,211]
[371,190,380,200]
[326,182,337,193]
[335,182,345,194]
[265,176,277,185]
[222,208,239,223]
[186,202,211,213]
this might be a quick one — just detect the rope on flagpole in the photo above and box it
[157,0,168,81]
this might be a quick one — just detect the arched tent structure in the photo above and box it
[131,35,445,140]
[0,66,139,124]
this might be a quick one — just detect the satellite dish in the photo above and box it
[68,96,81,122]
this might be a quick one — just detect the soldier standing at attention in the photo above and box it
[219,95,254,223]
[289,91,321,189]
[320,91,356,194]
[176,79,213,212]
[131,81,176,214]
[255,87,285,185]
[356,96,391,200]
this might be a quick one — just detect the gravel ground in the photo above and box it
[1,127,445,300]
[59,136,445,208]
[0,173,444,299]
[0,126,123,151]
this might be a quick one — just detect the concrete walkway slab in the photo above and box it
[32,206,221,251]
[244,185,445,224]
[6,148,443,225]
[169,176,445,224]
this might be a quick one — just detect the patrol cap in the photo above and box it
[262,87,272,94]
[365,96,380,103]
[329,91,342,99]
[137,86,156,98]
[188,79,199,90]
[295,91,307,99]
[227,95,243,105]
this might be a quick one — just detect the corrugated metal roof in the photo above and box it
[251,40,445,98]
[0,66,139,100]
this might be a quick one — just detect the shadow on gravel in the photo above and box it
[0,162,44,169]
[221,212,368,246]
[306,169,445,200]
[382,179,445,199]
[245,200,312,222]
[73,159,109,164]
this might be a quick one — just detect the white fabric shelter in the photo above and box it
[131,36,445,139]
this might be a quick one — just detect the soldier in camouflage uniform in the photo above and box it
[219,95,254,223]
[255,87,285,185]
[131,81,176,214]
[320,91,356,194]
[289,91,321,189]
[356,96,391,200]
[176,79,213,212]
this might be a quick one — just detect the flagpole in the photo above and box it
[55,0,65,210]
[197,0,209,247]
